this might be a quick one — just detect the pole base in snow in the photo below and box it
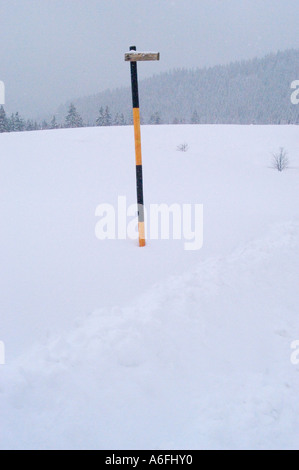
[139,222,146,247]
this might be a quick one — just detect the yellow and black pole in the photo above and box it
[125,46,160,247]
[129,46,145,247]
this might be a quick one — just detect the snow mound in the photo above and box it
[1,221,299,450]
[0,124,298,449]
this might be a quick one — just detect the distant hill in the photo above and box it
[56,49,299,125]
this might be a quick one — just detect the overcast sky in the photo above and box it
[1,0,298,118]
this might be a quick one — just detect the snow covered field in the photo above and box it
[0,124,298,450]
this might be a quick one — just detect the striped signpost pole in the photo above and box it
[125,46,160,247]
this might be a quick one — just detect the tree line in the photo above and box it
[56,49,299,126]
[0,103,168,134]
[1,98,298,134]
[2,48,298,133]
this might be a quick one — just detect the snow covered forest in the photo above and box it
[57,49,299,126]
[0,49,298,133]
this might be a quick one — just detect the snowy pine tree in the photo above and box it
[14,112,25,132]
[96,106,112,126]
[191,110,200,124]
[0,106,8,133]
[104,106,112,126]
[114,113,120,126]
[96,107,105,126]
[50,115,59,129]
[149,112,162,125]
[119,113,126,126]
[25,120,36,131]
[9,114,16,132]
[65,103,84,128]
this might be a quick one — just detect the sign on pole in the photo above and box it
[125,46,160,247]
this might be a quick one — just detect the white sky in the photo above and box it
[0,0,298,118]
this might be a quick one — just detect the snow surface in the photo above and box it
[0,124,298,450]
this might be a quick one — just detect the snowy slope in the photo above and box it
[0,125,298,450]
